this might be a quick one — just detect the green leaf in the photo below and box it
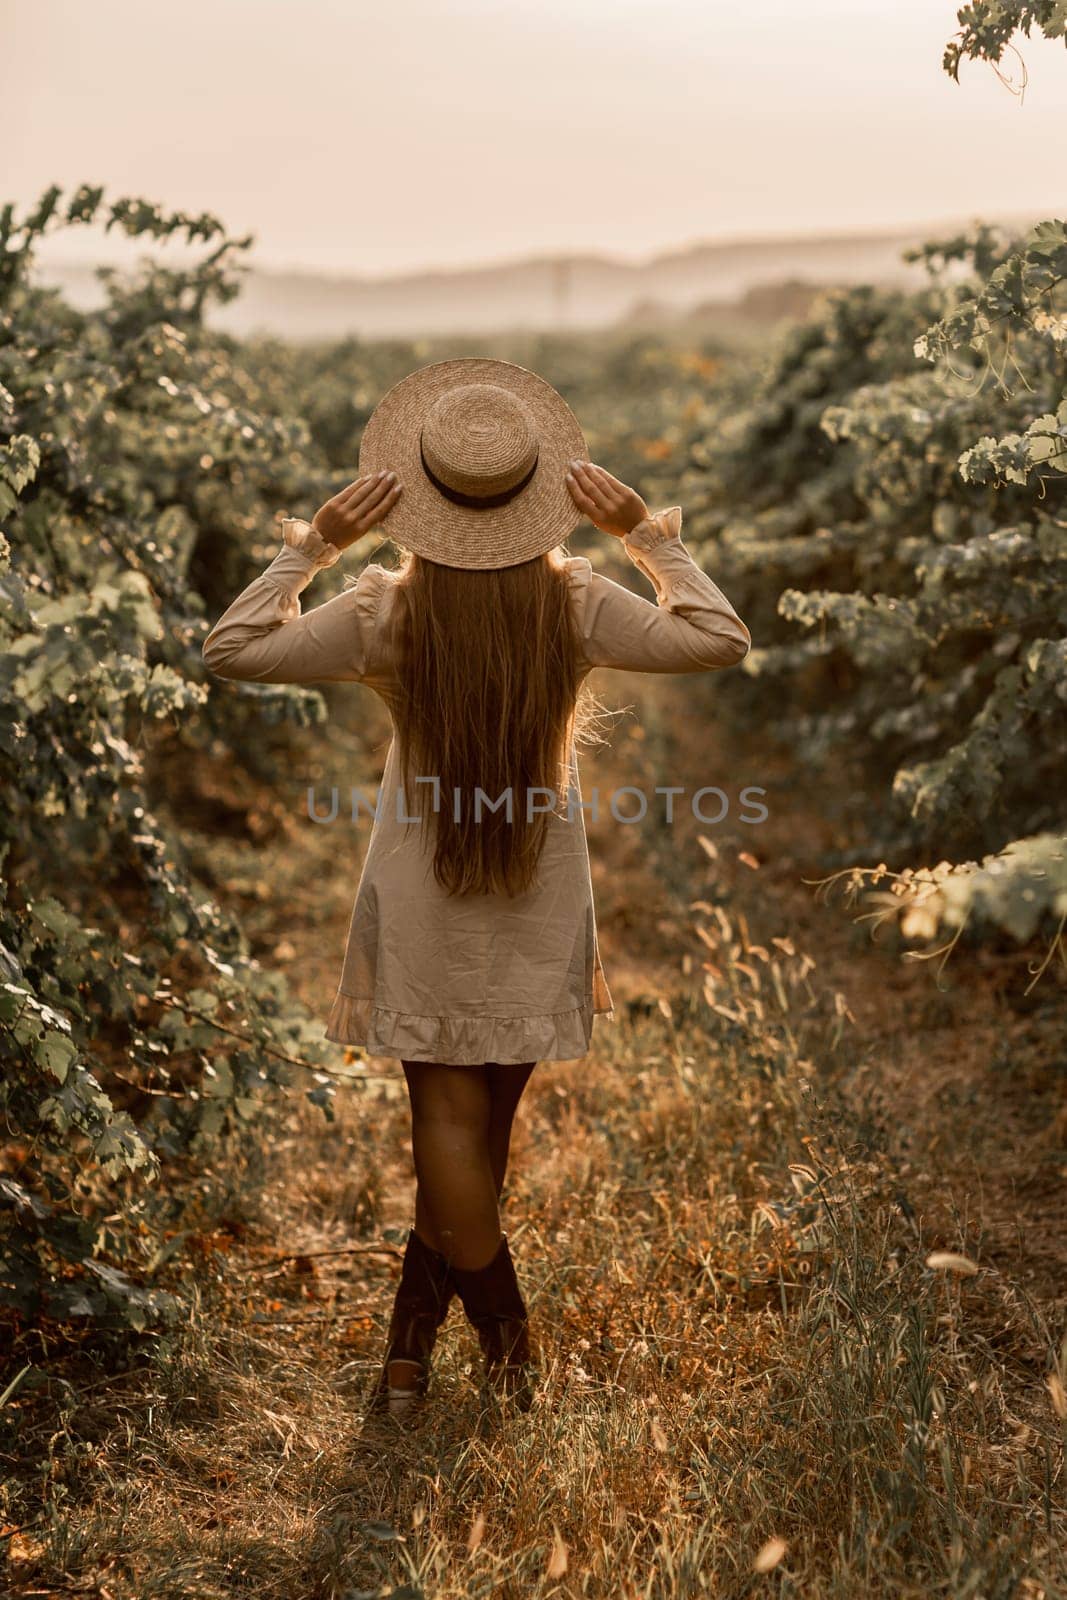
[36,1031,78,1082]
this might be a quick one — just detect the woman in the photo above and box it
[202,358,750,1421]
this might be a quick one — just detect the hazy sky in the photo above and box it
[6,0,1066,278]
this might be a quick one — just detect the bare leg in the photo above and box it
[487,1061,536,1194]
[413,1181,442,1254]
[413,1061,535,1243]
[401,1060,500,1271]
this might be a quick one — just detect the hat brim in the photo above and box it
[357,357,589,569]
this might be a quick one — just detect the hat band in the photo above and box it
[419,435,540,509]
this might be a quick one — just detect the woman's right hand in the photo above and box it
[311,470,402,552]
[565,460,650,540]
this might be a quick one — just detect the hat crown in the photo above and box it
[358,356,587,568]
[420,383,539,500]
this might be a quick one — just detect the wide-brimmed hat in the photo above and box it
[357,357,590,570]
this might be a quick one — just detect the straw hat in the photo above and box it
[357,357,590,570]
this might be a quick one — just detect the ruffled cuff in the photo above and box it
[623,505,683,556]
[622,506,684,599]
[280,516,343,570]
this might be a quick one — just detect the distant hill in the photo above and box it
[619,278,829,338]
[28,212,1045,342]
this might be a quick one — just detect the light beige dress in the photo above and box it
[202,505,750,1066]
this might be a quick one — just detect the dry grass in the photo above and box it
[4,675,1065,1599]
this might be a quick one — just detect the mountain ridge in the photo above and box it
[30,209,1047,341]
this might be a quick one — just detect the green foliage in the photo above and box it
[914,219,1067,493]
[0,186,356,1332]
[942,2,1067,82]
[686,213,1066,955]
[913,830,1067,943]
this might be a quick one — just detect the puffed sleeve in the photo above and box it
[567,505,751,674]
[201,518,391,684]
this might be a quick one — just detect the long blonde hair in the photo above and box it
[381,545,601,897]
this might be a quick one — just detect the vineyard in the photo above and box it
[683,222,1067,956]
[2,9,1066,1598]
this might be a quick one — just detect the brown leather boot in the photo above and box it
[367,1227,456,1420]
[450,1232,537,1411]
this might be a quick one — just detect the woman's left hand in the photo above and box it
[311,470,402,551]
